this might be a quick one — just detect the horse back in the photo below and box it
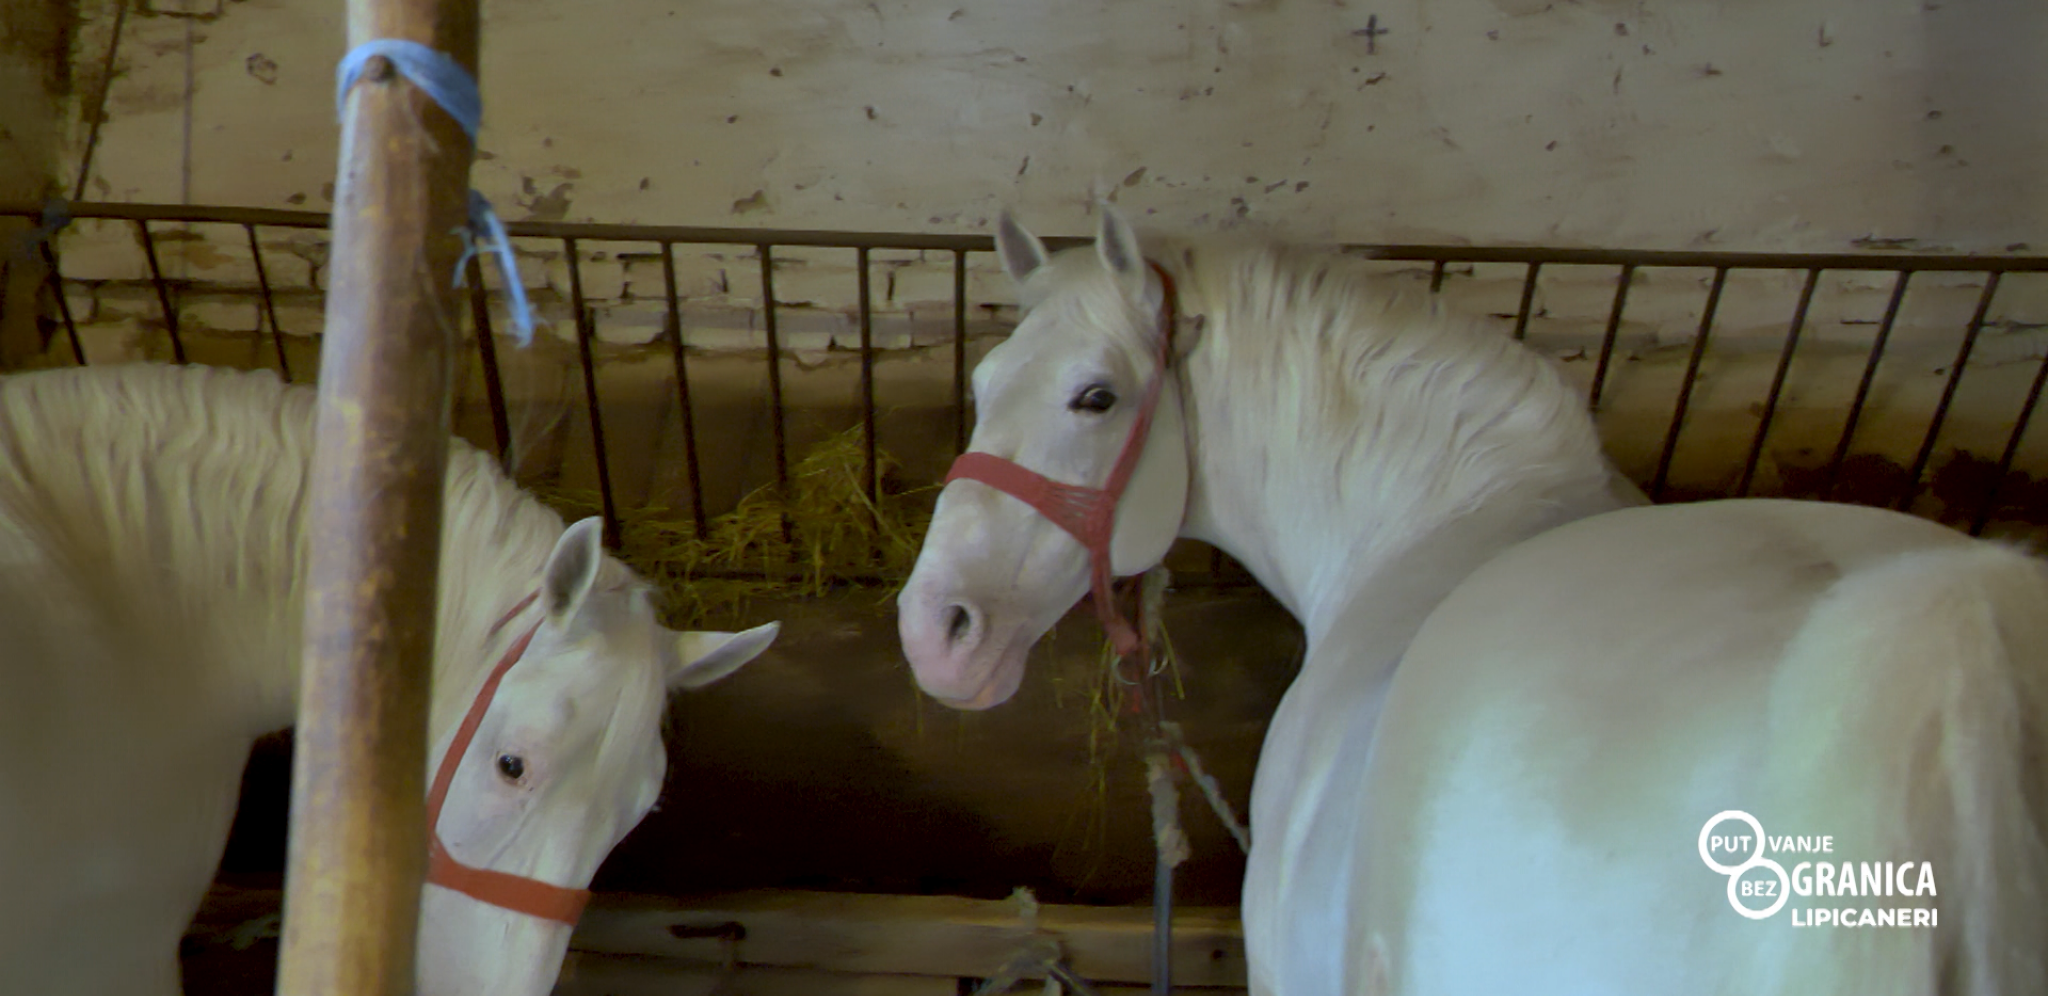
[1349,498,2045,995]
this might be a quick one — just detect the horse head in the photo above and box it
[898,206,1200,709]
[416,516,778,995]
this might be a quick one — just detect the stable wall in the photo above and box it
[23,0,2048,528]
[47,0,2048,251]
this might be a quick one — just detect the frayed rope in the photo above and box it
[1161,720,1251,854]
[335,39,536,345]
[964,888,1108,996]
[1145,746,1193,870]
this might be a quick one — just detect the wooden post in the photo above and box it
[275,0,478,992]
[0,0,65,368]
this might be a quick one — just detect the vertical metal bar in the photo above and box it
[1736,269,1821,497]
[1428,259,1447,294]
[136,219,188,363]
[278,0,477,990]
[1511,262,1541,341]
[564,237,621,550]
[1970,349,2048,536]
[39,242,86,365]
[1895,271,2002,511]
[759,244,793,547]
[952,250,969,455]
[1587,264,1634,412]
[465,260,513,472]
[1649,267,1727,500]
[246,224,293,380]
[1821,269,1914,500]
[660,243,710,540]
[1154,850,1174,996]
[857,247,880,551]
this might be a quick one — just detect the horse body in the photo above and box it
[0,363,780,996]
[1363,498,2047,996]
[1229,490,1635,996]
[1158,252,1648,996]
[0,587,256,995]
[898,207,2048,995]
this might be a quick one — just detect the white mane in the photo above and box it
[1178,240,1613,517]
[1006,232,1634,626]
[1067,239,1625,589]
[0,363,639,734]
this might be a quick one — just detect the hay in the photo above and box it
[695,424,937,594]
[1043,571,1190,877]
[530,424,935,628]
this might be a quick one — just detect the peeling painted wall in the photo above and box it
[18,0,2048,521]
[55,0,2048,251]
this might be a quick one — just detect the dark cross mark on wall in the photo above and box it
[245,53,279,86]
[1354,15,1389,55]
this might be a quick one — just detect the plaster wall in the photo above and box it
[51,0,2048,251]
[19,0,2047,529]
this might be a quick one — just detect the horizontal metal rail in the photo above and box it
[11,201,2048,271]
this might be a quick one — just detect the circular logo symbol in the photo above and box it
[1698,809,1790,919]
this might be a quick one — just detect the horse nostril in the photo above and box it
[945,604,974,645]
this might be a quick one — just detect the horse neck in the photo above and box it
[165,446,559,739]
[0,383,316,734]
[0,369,557,739]
[1172,284,1644,658]
[249,453,563,741]
[421,462,573,732]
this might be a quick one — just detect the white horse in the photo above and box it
[898,206,2048,996]
[0,362,780,996]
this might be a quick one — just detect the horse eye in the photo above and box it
[1069,384,1117,414]
[496,754,526,782]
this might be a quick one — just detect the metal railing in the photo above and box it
[7,201,2048,577]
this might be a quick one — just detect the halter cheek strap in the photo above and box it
[422,590,593,925]
[943,260,1183,663]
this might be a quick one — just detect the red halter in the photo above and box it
[943,260,1183,665]
[422,590,593,925]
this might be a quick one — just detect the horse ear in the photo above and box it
[542,517,605,626]
[996,210,1049,286]
[667,621,781,691]
[1096,203,1147,303]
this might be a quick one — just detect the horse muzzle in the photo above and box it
[896,580,1031,710]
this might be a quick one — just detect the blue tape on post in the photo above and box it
[336,39,535,345]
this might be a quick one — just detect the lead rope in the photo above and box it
[1126,565,1250,996]
[1125,567,1180,996]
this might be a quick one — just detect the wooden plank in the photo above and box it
[554,955,953,996]
[194,885,1249,990]
[568,890,1247,989]
[553,953,1250,996]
